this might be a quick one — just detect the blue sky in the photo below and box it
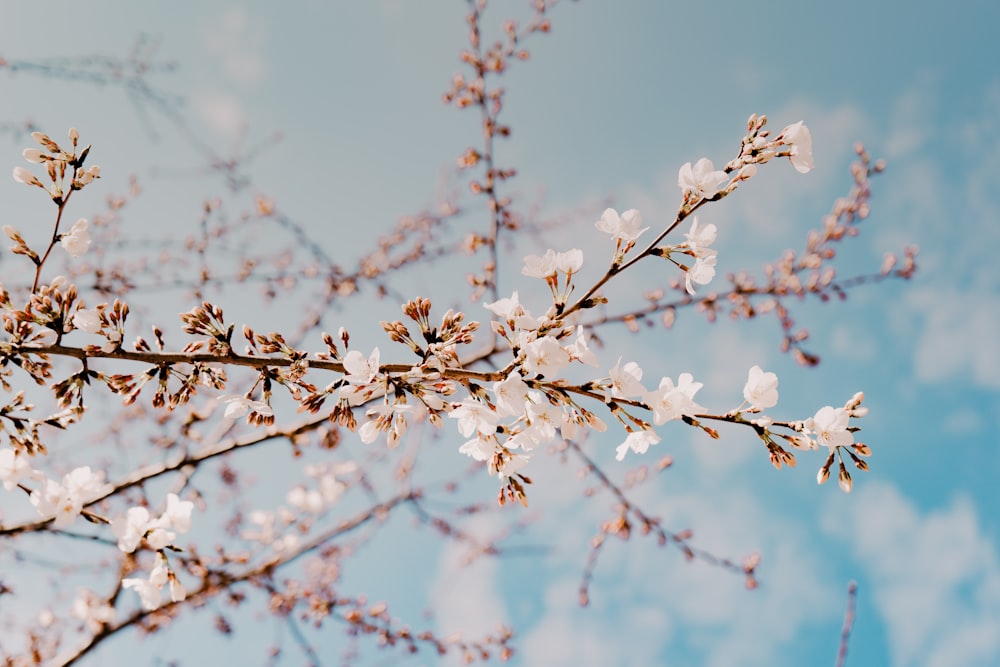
[1,2,998,666]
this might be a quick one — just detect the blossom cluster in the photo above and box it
[0,114,876,662]
[2,120,856,508]
[112,494,194,609]
[0,450,111,527]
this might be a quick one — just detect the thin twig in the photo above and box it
[835,580,858,667]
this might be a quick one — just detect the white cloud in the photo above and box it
[192,90,247,138]
[940,405,986,436]
[429,514,510,658]
[824,482,1000,667]
[830,321,877,361]
[520,578,668,667]
[519,486,839,667]
[203,7,269,86]
[883,80,936,160]
[907,288,1000,389]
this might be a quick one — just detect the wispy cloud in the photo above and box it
[203,7,269,86]
[429,515,510,658]
[192,89,247,138]
[824,481,1000,667]
[518,484,840,667]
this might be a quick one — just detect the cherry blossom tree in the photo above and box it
[0,2,916,665]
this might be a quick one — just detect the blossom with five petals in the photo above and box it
[678,158,727,199]
[743,365,779,411]
[595,208,648,244]
[609,358,645,398]
[342,347,381,385]
[521,335,571,378]
[643,373,704,425]
[449,400,500,438]
[805,406,853,449]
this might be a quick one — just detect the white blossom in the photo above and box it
[221,395,273,420]
[71,589,116,633]
[168,575,186,603]
[160,493,194,533]
[484,291,524,321]
[523,396,563,446]
[743,365,779,411]
[522,335,571,378]
[521,249,559,278]
[781,121,814,173]
[342,347,381,385]
[555,248,583,274]
[609,358,645,398]
[494,452,530,479]
[0,448,35,491]
[683,217,718,257]
[493,375,530,417]
[805,406,853,449]
[60,219,92,258]
[113,506,153,553]
[29,466,109,528]
[678,158,727,199]
[123,560,172,611]
[643,373,704,425]
[458,436,495,461]
[287,486,325,513]
[615,429,661,461]
[449,399,499,438]
[595,208,648,244]
[566,326,599,367]
[685,255,717,295]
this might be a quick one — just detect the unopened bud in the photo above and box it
[12,166,41,187]
[838,463,853,493]
[22,148,46,163]
[817,467,830,485]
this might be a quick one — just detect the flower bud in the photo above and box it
[12,166,41,186]
[838,463,853,493]
[817,466,830,485]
